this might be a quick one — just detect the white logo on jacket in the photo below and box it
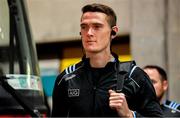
[68,89,80,97]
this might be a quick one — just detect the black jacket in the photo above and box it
[161,100,180,117]
[52,57,163,117]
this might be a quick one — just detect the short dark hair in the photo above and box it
[143,65,167,81]
[81,3,117,27]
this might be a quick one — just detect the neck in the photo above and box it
[159,94,166,105]
[86,51,114,68]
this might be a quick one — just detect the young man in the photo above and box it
[52,3,163,117]
[143,65,180,117]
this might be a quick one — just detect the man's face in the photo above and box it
[80,12,112,54]
[144,68,167,100]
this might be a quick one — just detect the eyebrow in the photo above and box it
[80,23,86,26]
[80,22,103,26]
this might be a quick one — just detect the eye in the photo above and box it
[94,25,100,28]
[80,24,87,30]
[151,80,156,84]
[94,24,102,29]
[81,25,86,29]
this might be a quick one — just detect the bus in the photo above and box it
[0,0,48,117]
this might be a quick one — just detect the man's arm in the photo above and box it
[109,67,163,117]
[130,67,163,117]
[51,74,69,117]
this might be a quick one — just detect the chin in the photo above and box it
[85,49,99,53]
[85,47,97,51]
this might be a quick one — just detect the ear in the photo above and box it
[162,80,168,91]
[111,26,118,39]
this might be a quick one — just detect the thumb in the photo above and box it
[108,89,116,94]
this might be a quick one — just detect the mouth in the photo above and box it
[86,38,96,42]
[86,41,96,45]
[87,40,95,42]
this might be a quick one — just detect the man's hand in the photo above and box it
[109,89,133,117]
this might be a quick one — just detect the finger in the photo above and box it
[109,92,125,98]
[109,94,125,101]
[109,102,123,109]
[109,89,120,97]
[109,96,123,101]
[109,89,125,95]
[109,99,123,104]
[109,102,122,106]
[108,89,116,94]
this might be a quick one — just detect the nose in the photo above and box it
[87,28,93,36]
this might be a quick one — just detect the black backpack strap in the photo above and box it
[119,61,136,72]
[116,61,136,93]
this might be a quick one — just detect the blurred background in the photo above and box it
[1,0,180,113]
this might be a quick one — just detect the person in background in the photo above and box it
[51,3,163,117]
[143,65,180,117]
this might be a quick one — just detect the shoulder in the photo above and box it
[118,61,145,88]
[126,62,148,84]
[163,100,180,112]
[119,60,145,79]
[126,62,155,91]
[55,61,84,85]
